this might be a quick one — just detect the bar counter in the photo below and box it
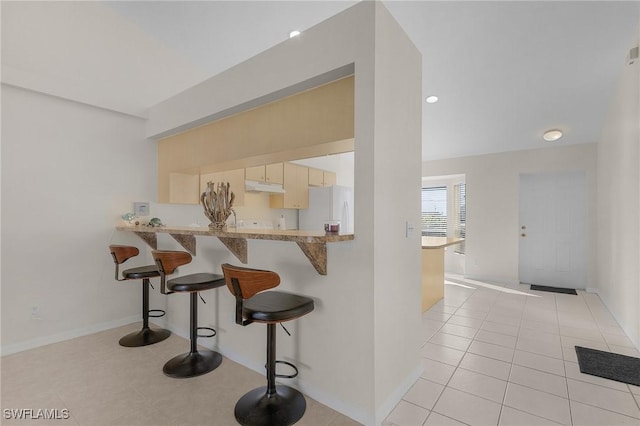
[116,224,354,275]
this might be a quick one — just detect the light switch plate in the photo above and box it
[133,202,150,216]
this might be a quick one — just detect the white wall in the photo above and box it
[422,143,598,288]
[372,3,423,417]
[145,2,421,424]
[1,85,156,353]
[596,26,640,348]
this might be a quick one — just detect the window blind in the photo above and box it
[421,186,447,236]
[454,183,466,254]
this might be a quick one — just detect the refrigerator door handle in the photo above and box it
[343,200,350,233]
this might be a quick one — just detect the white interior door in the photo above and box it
[519,171,588,289]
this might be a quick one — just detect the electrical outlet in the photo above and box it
[133,202,150,216]
[405,221,415,238]
[30,305,42,320]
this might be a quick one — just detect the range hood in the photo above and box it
[245,180,286,194]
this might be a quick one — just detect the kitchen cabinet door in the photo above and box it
[245,165,266,182]
[308,168,336,187]
[270,163,308,209]
[308,168,324,186]
[323,171,336,186]
[265,162,284,184]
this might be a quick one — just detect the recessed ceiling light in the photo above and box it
[289,30,301,38]
[425,95,439,104]
[543,129,563,142]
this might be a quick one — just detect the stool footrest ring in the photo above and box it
[274,360,298,379]
[197,326,216,338]
[148,309,166,318]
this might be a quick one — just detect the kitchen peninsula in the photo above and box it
[116,224,354,275]
[422,236,464,311]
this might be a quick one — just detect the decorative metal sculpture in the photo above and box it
[201,181,235,230]
[147,217,164,227]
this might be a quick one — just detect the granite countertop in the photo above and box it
[421,236,464,249]
[116,224,354,275]
[116,224,354,243]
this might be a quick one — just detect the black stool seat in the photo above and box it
[243,291,314,323]
[108,245,171,348]
[122,265,160,280]
[167,273,225,293]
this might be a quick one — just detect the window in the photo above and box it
[421,186,447,236]
[454,183,466,254]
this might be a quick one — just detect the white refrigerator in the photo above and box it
[299,185,354,233]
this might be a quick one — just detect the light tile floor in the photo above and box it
[385,276,640,426]
[0,323,359,426]
[3,276,639,426]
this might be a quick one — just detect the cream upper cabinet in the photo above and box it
[200,168,245,206]
[265,162,284,184]
[308,167,336,187]
[323,171,336,186]
[308,167,324,186]
[245,165,266,182]
[270,163,308,209]
[246,163,284,185]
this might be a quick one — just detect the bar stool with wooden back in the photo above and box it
[108,245,171,347]
[221,263,315,426]
[152,250,225,378]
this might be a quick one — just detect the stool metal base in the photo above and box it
[234,385,306,426]
[163,350,222,378]
[119,327,171,347]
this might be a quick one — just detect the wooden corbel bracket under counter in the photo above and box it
[115,225,354,275]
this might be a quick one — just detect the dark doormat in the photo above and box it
[530,284,577,295]
[575,346,640,386]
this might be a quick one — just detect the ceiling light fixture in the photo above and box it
[289,30,301,38]
[425,95,439,104]
[543,129,563,142]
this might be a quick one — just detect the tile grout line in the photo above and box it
[556,292,575,426]
[421,278,640,425]
[497,289,526,426]
[421,279,477,425]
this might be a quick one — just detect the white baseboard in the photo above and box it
[195,331,409,425]
[374,363,423,425]
[1,315,140,356]
[462,274,520,287]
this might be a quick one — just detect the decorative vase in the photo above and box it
[209,221,227,230]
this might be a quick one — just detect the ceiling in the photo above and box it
[2,1,638,161]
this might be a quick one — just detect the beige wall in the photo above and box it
[597,24,640,349]
[422,143,598,288]
[157,76,354,202]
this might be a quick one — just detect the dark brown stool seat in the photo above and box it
[243,291,314,323]
[222,263,314,426]
[108,245,171,347]
[153,250,225,378]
